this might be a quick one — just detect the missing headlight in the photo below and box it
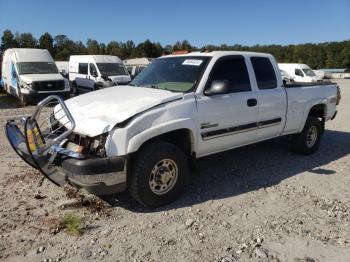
[68,132,108,158]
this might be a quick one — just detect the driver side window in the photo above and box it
[208,56,251,93]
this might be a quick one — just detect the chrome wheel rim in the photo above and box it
[306,126,318,148]
[149,159,178,195]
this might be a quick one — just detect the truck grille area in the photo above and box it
[32,80,65,91]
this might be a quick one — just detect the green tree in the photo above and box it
[1,29,18,52]
[16,33,37,48]
[39,32,54,54]
[86,38,100,54]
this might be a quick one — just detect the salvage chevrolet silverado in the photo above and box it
[5,51,341,207]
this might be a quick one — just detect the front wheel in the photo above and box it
[18,91,28,107]
[128,141,189,207]
[71,81,77,95]
[290,117,322,155]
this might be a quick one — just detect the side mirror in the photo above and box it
[204,80,231,96]
[101,74,108,81]
[92,71,98,78]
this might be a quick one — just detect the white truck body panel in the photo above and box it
[54,51,338,159]
[6,51,339,202]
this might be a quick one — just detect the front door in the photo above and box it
[196,56,259,157]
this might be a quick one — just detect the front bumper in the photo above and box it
[61,156,127,195]
[4,96,127,195]
[22,89,71,103]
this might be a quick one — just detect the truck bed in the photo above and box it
[283,81,338,135]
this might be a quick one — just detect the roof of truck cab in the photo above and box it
[161,51,274,59]
[11,48,53,62]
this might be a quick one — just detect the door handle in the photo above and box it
[247,98,257,107]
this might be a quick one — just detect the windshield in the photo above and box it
[131,56,210,92]
[97,63,129,76]
[16,62,58,75]
[302,68,316,77]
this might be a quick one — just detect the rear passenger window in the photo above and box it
[209,57,251,93]
[250,57,277,89]
[78,63,88,75]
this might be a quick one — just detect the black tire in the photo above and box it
[71,81,77,95]
[291,117,322,155]
[128,141,189,207]
[18,91,28,107]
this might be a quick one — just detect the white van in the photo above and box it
[2,48,70,105]
[278,63,322,83]
[69,55,131,93]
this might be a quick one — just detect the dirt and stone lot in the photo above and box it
[0,80,350,262]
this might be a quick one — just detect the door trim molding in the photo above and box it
[201,117,281,140]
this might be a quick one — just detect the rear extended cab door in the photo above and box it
[248,55,287,140]
[195,55,259,157]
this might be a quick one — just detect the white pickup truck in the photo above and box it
[5,51,341,207]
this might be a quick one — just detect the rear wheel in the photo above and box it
[290,117,322,155]
[128,141,189,207]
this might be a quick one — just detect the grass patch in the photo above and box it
[59,213,84,237]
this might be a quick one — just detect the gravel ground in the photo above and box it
[0,80,350,262]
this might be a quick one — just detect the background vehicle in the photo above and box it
[124,58,154,78]
[280,69,294,85]
[69,55,131,93]
[55,61,69,79]
[278,63,322,83]
[1,48,70,105]
[6,51,340,207]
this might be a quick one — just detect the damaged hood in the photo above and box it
[55,86,183,137]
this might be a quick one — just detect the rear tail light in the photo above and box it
[336,86,341,105]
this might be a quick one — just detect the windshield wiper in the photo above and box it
[143,84,167,90]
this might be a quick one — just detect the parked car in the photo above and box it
[5,51,340,207]
[1,48,70,105]
[280,69,294,85]
[278,63,322,83]
[69,55,131,93]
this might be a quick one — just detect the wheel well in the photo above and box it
[308,104,326,132]
[308,104,326,119]
[141,129,194,156]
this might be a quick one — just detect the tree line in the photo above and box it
[1,29,349,70]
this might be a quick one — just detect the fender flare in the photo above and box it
[126,118,197,155]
